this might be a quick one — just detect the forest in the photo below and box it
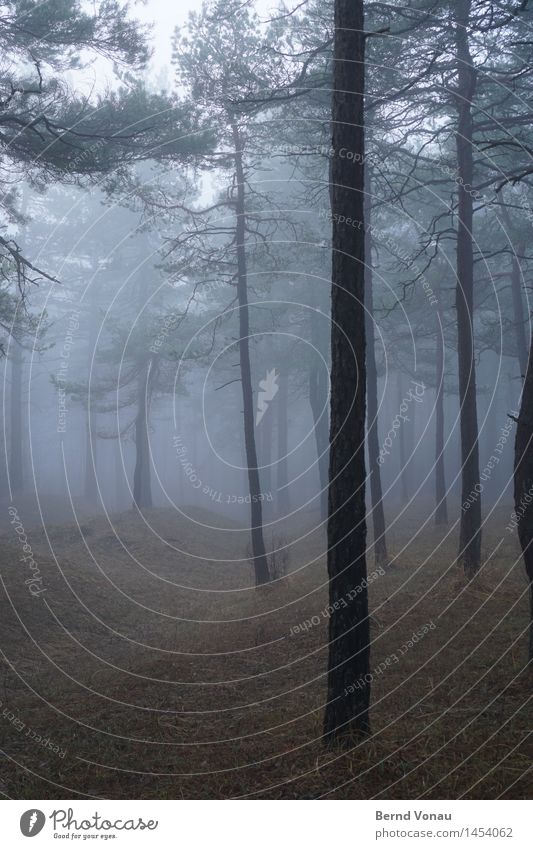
[0,0,531,801]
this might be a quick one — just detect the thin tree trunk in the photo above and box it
[175,402,185,504]
[11,189,28,497]
[259,394,273,516]
[84,283,98,504]
[397,374,409,501]
[133,361,153,509]
[406,378,416,491]
[435,302,448,525]
[309,306,329,522]
[500,202,528,377]
[323,0,370,744]
[276,369,289,516]
[455,0,481,578]
[10,342,23,494]
[114,438,125,512]
[0,380,8,496]
[511,240,528,378]
[364,181,388,565]
[84,408,98,504]
[514,333,533,661]
[231,118,269,586]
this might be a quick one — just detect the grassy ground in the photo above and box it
[0,502,531,799]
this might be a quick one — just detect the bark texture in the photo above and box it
[514,334,533,662]
[231,118,270,586]
[364,183,387,565]
[323,0,370,744]
[10,342,24,494]
[435,302,448,525]
[276,369,290,516]
[455,0,481,577]
[310,305,329,522]
[133,360,153,510]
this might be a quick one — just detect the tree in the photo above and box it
[0,0,143,286]
[514,331,533,662]
[171,0,298,584]
[435,293,449,525]
[323,0,370,744]
[453,0,482,577]
[365,176,388,564]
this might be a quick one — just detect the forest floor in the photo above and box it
[0,499,531,799]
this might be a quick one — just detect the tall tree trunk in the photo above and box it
[84,408,98,504]
[500,201,528,377]
[11,190,28,497]
[259,393,273,517]
[10,341,24,494]
[133,360,153,509]
[511,240,528,378]
[364,181,388,565]
[0,381,8,496]
[309,306,329,522]
[114,438,125,512]
[175,402,185,505]
[397,374,409,501]
[435,302,448,525]
[84,286,98,504]
[231,118,269,586]
[276,369,290,516]
[323,0,370,744]
[455,0,481,578]
[514,333,533,661]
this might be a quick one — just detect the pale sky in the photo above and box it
[69,0,286,94]
[135,0,200,72]
[135,0,280,77]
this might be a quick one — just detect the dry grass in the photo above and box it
[0,501,531,799]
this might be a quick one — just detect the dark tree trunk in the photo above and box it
[0,382,8,496]
[259,394,273,516]
[175,403,185,505]
[514,333,533,661]
[10,191,28,497]
[309,306,329,522]
[323,0,370,744]
[455,0,481,578]
[10,342,24,494]
[231,119,269,586]
[511,241,528,378]
[500,202,528,377]
[435,302,448,525]
[84,284,98,504]
[84,408,98,504]
[114,438,126,512]
[364,181,388,565]
[276,369,290,516]
[133,361,153,510]
[397,374,409,501]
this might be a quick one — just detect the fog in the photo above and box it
[0,0,531,806]
[1,179,519,530]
